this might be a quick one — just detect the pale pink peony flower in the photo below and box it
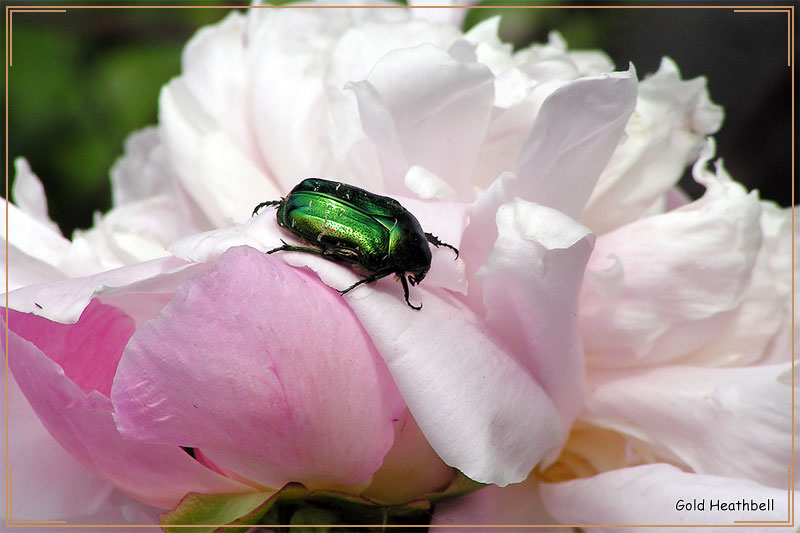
[3,3,795,530]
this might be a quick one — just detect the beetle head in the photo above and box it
[408,269,428,286]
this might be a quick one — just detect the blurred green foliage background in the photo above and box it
[6,1,244,234]
[5,1,795,237]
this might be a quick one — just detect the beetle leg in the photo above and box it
[424,233,459,259]
[252,200,283,217]
[266,240,325,256]
[399,275,422,310]
[339,271,392,295]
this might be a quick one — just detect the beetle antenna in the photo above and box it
[424,233,459,259]
[252,199,283,217]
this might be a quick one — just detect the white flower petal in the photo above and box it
[326,15,462,191]
[403,165,458,201]
[350,43,494,199]
[566,50,616,77]
[390,194,468,293]
[512,66,638,220]
[158,78,280,226]
[347,288,563,486]
[247,14,332,189]
[168,210,287,264]
[1,245,68,291]
[580,143,763,366]
[11,158,61,235]
[463,17,515,75]
[583,58,724,234]
[6,256,191,323]
[478,198,594,435]
[1,198,75,290]
[470,97,537,189]
[246,3,408,190]
[408,0,472,27]
[181,12,266,169]
[68,197,199,271]
[683,201,794,366]
[459,172,516,312]
[110,128,178,207]
[540,464,795,528]
[2,198,70,269]
[582,363,796,490]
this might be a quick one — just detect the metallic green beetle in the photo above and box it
[252,178,459,310]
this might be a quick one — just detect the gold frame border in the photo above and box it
[4,3,796,529]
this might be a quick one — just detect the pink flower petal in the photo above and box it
[9,301,134,397]
[93,263,212,328]
[540,464,794,526]
[580,145,763,366]
[5,318,253,510]
[582,363,796,490]
[4,373,114,521]
[58,489,163,530]
[349,43,494,199]
[363,409,455,504]
[112,246,404,491]
[477,198,595,437]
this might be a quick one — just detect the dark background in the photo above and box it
[5,1,797,237]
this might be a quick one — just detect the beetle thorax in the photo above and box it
[388,223,432,276]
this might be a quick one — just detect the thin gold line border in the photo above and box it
[4,2,796,530]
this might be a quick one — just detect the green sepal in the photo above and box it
[159,490,277,533]
[289,504,339,532]
[420,471,486,504]
[160,473,486,532]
